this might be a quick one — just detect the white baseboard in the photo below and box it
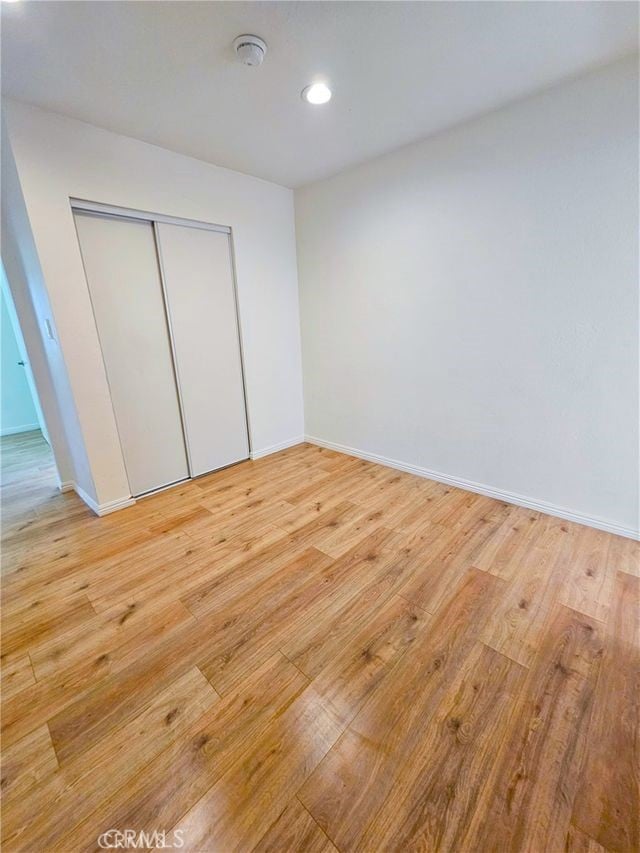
[305,434,639,541]
[1,422,40,436]
[250,436,304,460]
[95,495,137,516]
[66,481,136,516]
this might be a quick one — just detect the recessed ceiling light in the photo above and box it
[302,83,332,106]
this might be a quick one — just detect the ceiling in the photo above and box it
[2,1,637,187]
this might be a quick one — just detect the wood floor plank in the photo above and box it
[571,571,640,852]
[191,547,334,673]
[354,642,528,852]
[310,592,430,725]
[479,518,577,666]
[298,568,504,850]
[460,605,604,853]
[396,508,508,616]
[28,599,194,682]
[0,651,36,699]
[0,724,60,807]
[558,525,614,622]
[309,502,405,559]
[197,538,399,695]
[565,823,608,853]
[606,532,640,578]
[61,652,308,852]
[171,684,344,852]
[472,506,542,578]
[253,798,338,853]
[3,666,218,850]
[2,654,118,750]
[281,531,416,678]
[1,593,96,657]
[44,614,215,764]
[1,432,636,852]
[180,535,323,619]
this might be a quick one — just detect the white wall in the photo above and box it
[1,285,39,435]
[2,132,83,489]
[296,58,639,537]
[3,101,304,508]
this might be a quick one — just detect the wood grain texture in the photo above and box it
[460,605,604,853]
[1,431,638,852]
[565,823,608,853]
[355,643,528,852]
[298,568,505,850]
[571,571,640,852]
[253,798,338,853]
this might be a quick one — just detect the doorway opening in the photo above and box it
[1,261,59,527]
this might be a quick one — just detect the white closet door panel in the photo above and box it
[74,211,189,496]
[156,223,249,476]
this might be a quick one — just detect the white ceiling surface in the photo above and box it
[2,1,637,187]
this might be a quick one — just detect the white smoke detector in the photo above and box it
[233,34,267,67]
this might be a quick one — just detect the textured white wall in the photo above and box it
[296,58,639,535]
[4,101,304,506]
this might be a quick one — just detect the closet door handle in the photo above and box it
[17,361,25,366]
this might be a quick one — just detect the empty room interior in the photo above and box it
[1,1,638,851]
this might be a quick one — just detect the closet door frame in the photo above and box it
[70,198,253,489]
[71,198,232,236]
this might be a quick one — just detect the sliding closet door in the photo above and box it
[155,223,249,476]
[74,211,189,496]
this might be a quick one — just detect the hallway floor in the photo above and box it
[1,430,60,534]
[1,436,638,852]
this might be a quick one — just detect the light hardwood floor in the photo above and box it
[1,430,638,852]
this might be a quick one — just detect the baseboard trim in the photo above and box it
[305,434,639,541]
[95,495,137,516]
[1,423,40,436]
[68,482,136,516]
[59,481,74,493]
[250,436,304,460]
